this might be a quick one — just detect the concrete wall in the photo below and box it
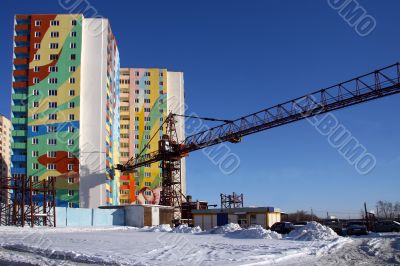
[125,205,144,227]
[56,207,125,227]
[80,18,108,208]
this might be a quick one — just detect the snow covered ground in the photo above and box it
[0,223,398,265]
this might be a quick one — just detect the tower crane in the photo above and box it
[115,63,400,219]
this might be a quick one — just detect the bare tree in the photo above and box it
[376,201,398,219]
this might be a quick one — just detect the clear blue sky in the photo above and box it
[1,0,399,218]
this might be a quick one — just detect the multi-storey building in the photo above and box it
[119,68,185,205]
[0,115,12,178]
[11,14,120,208]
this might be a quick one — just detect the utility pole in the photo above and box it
[327,212,329,219]
[364,202,369,230]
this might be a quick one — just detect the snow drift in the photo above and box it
[208,223,242,234]
[172,224,202,234]
[286,221,339,241]
[227,225,282,239]
[141,224,172,232]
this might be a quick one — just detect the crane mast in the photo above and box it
[115,63,400,217]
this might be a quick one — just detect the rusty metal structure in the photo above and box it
[117,62,400,219]
[221,193,244,209]
[0,176,56,227]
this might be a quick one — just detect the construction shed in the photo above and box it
[99,204,174,227]
[192,207,281,230]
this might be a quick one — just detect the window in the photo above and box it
[47,126,57,133]
[69,114,74,121]
[135,71,139,76]
[34,20,41,27]
[34,54,40,61]
[145,135,150,140]
[68,126,75,133]
[69,77,75,84]
[70,31,77,37]
[144,117,151,122]
[32,114,38,120]
[50,20,59,26]
[145,181,151,186]
[70,54,76,60]
[34,31,41,37]
[48,78,58,84]
[144,108,151,112]
[144,191,152,196]
[135,80,139,85]
[69,66,76,72]
[47,151,56,158]
[135,116,139,121]
[32,126,38,132]
[34,43,41,49]
[68,102,75,109]
[145,90,151,94]
[48,102,57,108]
[49,43,59,49]
[68,190,74,196]
[160,72,164,77]
[144,99,150,103]
[68,177,74,184]
[49,66,58,72]
[68,152,74,158]
[32,176,39,182]
[67,164,74,171]
[145,72,151,76]
[70,43,76,49]
[32,151,38,157]
[144,125,151,131]
[47,163,56,170]
[160,81,164,86]
[49,54,58,60]
[135,90,139,94]
[68,139,74,146]
[50,31,59,38]
[71,20,77,26]
[32,138,38,145]
[69,90,75,96]
[48,113,57,120]
[47,139,57,145]
[32,163,39,170]
[33,77,39,84]
[145,81,151,85]
[68,202,74,208]
[32,101,39,108]
[48,90,57,96]
[135,135,139,140]
[134,107,139,112]
[33,66,40,72]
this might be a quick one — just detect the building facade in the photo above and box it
[119,68,185,205]
[11,14,120,208]
[0,115,12,178]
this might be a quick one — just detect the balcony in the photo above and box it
[15,24,29,31]
[11,155,27,162]
[14,46,29,54]
[11,105,27,112]
[12,130,26,137]
[11,167,26,175]
[14,35,29,42]
[13,58,28,65]
[11,142,27,149]
[13,69,28,77]
[12,93,27,100]
[11,117,27,125]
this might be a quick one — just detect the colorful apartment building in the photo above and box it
[119,68,186,205]
[0,115,12,178]
[11,14,120,208]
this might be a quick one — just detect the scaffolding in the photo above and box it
[220,192,244,208]
[0,176,56,227]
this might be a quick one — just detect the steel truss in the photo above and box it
[0,176,56,227]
